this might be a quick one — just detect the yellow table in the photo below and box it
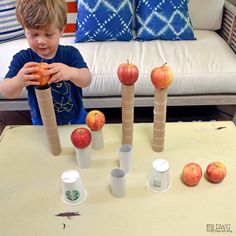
[0,122,236,236]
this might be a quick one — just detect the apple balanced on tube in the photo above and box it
[150,63,173,152]
[86,110,106,150]
[32,62,50,86]
[71,127,92,149]
[33,62,62,156]
[117,60,139,145]
[71,127,92,168]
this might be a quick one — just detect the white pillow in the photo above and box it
[188,0,224,30]
[0,0,24,43]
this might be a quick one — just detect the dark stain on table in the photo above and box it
[55,211,80,220]
[216,126,226,130]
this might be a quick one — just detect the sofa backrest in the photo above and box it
[189,0,224,30]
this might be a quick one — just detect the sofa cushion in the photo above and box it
[1,31,236,100]
[188,0,224,30]
[135,0,195,41]
[63,0,77,36]
[75,0,133,42]
[0,0,24,43]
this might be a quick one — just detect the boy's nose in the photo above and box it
[37,36,47,44]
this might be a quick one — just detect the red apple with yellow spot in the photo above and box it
[206,161,226,183]
[182,162,202,186]
[32,62,50,86]
[71,127,91,149]
[117,61,139,86]
[151,63,173,89]
[86,110,105,131]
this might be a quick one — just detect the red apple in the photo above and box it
[71,127,91,149]
[151,63,173,89]
[206,161,227,183]
[86,110,105,131]
[32,62,50,86]
[117,61,139,86]
[182,162,202,186]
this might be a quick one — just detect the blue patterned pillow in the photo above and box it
[0,0,24,44]
[75,0,133,42]
[135,0,195,41]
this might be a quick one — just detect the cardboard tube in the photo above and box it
[91,129,104,150]
[121,84,135,145]
[152,88,167,152]
[35,85,62,156]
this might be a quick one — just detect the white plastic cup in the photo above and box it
[110,168,126,198]
[119,144,132,173]
[75,146,91,168]
[91,129,104,150]
[61,169,87,205]
[147,159,170,193]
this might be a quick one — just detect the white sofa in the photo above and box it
[0,0,236,111]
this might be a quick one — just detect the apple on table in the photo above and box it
[182,162,202,186]
[206,161,227,183]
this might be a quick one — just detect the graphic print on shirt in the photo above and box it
[51,81,74,113]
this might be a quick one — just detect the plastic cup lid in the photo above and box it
[61,169,80,183]
[153,159,169,172]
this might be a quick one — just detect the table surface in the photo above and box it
[0,122,236,236]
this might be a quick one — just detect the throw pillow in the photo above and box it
[135,0,195,41]
[63,0,77,36]
[75,0,133,42]
[0,0,24,44]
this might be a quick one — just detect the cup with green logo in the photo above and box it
[61,169,87,205]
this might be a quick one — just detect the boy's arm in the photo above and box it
[68,67,92,87]
[45,63,92,87]
[0,62,40,98]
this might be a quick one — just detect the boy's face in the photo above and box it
[24,23,63,59]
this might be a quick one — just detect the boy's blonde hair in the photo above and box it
[16,0,67,31]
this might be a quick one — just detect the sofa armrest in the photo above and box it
[219,0,236,52]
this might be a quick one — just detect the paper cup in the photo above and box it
[61,170,87,205]
[75,146,91,168]
[119,144,132,173]
[110,168,126,198]
[147,159,170,193]
[91,129,104,150]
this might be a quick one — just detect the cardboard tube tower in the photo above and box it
[117,62,139,146]
[150,63,173,152]
[152,88,167,152]
[35,85,62,156]
[121,84,135,145]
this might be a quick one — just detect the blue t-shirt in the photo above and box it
[5,45,88,125]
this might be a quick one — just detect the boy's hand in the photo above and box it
[17,62,41,87]
[44,63,71,84]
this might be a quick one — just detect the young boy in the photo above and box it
[0,0,92,125]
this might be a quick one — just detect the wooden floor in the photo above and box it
[0,105,235,135]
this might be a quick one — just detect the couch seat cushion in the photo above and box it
[76,30,236,97]
[0,30,236,101]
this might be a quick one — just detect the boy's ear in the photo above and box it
[60,26,66,35]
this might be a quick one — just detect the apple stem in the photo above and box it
[162,62,167,67]
[127,59,129,65]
